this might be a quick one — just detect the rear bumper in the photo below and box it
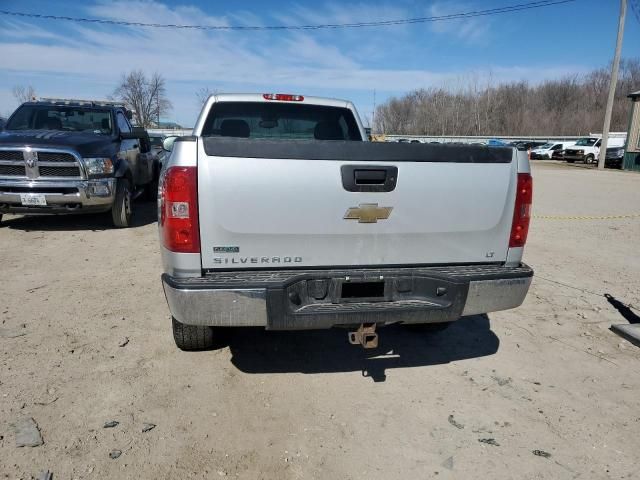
[0,178,115,214]
[162,264,533,329]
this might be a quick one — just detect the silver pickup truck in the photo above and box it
[159,93,533,350]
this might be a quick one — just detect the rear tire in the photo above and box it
[111,178,133,228]
[172,317,217,351]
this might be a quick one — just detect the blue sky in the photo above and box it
[1,0,639,126]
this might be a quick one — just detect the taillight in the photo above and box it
[160,166,200,253]
[263,93,304,102]
[509,173,533,248]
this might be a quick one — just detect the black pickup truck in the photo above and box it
[0,98,159,227]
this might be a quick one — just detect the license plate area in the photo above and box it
[340,280,386,302]
[19,193,47,206]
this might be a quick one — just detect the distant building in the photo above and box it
[623,91,640,172]
[153,120,183,129]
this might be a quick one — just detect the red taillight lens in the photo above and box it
[509,173,533,248]
[160,166,200,253]
[262,93,304,102]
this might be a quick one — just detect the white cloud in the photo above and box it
[427,1,491,44]
[0,1,590,125]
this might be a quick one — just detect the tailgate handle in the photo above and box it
[355,169,386,185]
[341,165,398,192]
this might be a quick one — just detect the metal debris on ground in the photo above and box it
[478,438,500,447]
[13,417,43,447]
[610,324,640,348]
[103,420,119,428]
[447,415,464,429]
[142,423,156,432]
[109,449,122,459]
[36,470,53,480]
[118,337,130,347]
[533,449,552,458]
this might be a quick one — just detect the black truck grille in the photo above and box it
[37,152,77,163]
[0,165,27,176]
[0,151,24,161]
[0,149,82,179]
[39,166,82,177]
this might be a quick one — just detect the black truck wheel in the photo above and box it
[111,178,133,228]
[172,317,218,351]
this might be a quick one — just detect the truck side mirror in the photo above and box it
[162,136,179,152]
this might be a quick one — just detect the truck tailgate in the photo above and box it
[198,138,517,269]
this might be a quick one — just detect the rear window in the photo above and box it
[201,102,362,141]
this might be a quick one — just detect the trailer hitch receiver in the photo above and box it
[348,323,378,349]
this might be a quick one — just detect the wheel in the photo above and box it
[111,178,133,228]
[172,317,218,351]
[585,154,595,164]
[404,322,452,333]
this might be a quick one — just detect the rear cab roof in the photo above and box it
[193,93,365,139]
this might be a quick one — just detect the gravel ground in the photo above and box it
[1,161,639,480]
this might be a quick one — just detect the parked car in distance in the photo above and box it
[512,141,547,152]
[159,92,533,351]
[530,142,574,160]
[0,98,160,227]
[564,137,625,164]
[605,145,625,168]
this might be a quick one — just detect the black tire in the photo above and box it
[111,178,133,228]
[172,317,217,351]
[585,154,595,164]
[404,322,452,333]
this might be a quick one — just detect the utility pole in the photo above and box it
[372,89,376,133]
[598,0,627,170]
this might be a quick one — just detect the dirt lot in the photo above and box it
[1,161,639,480]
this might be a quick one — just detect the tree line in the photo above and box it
[374,59,640,137]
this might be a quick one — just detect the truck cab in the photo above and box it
[0,98,158,227]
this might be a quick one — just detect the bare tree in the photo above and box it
[112,71,172,128]
[195,87,216,107]
[12,85,37,104]
[374,58,640,136]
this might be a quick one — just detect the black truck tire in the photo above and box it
[172,317,217,351]
[111,178,133,228]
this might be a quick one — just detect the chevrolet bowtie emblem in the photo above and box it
[344,203,393,223]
